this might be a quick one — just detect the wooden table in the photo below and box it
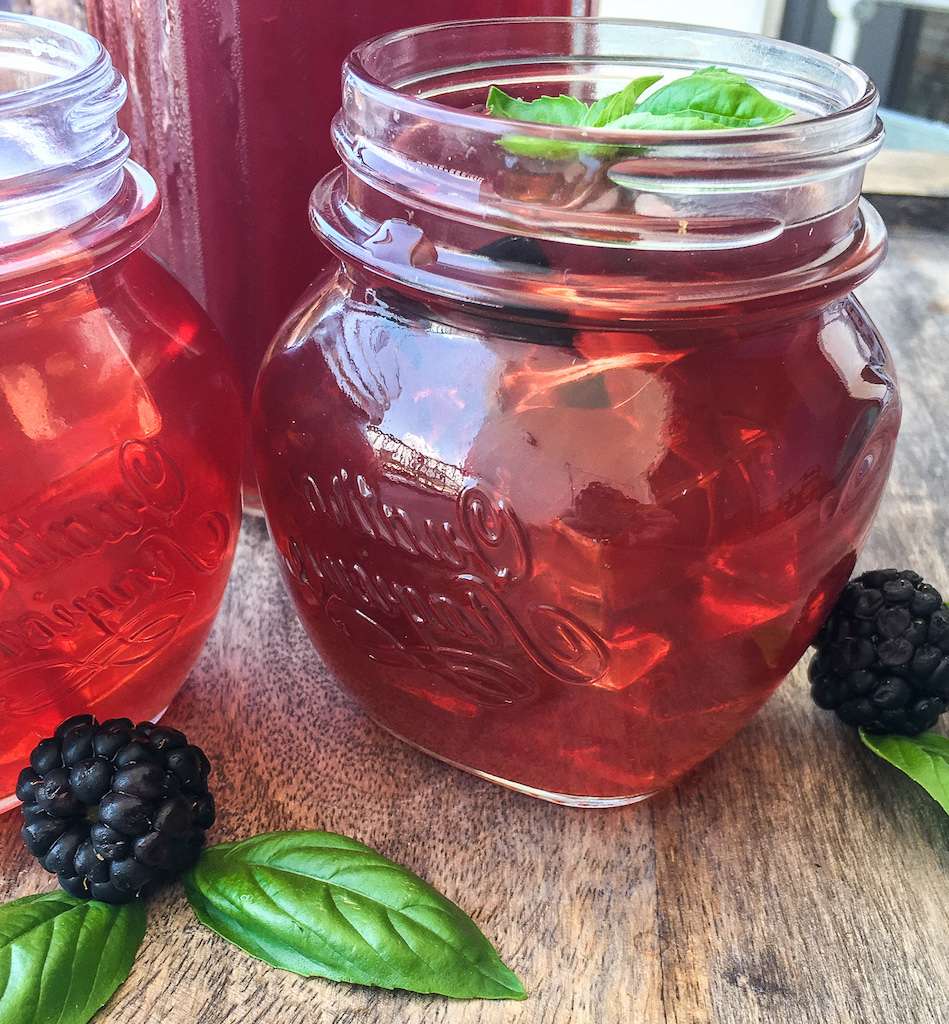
[2,197,948,1024]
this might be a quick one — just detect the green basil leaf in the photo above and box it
[637,66,793,127]
[607,110,731,132]
[860,729,949,815]
[184,830,527,1000]
[691,65,737,78]
[493,134,601,160]
[584,75,662,127]
[0,891,146,1024]
[487,87,592,159]
[486,85,587,127]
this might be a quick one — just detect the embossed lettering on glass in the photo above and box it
[253,19,899,806]
[0,14,242,810]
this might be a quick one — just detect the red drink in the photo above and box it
[255,286,898,802]
[86,1,584,506]
[0,15,242,810]
[253,20,898,803]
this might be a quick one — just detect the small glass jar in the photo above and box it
[0,14,242,811]
[253,19,899,806]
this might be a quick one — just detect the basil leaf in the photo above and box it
[636,66,793,127]
[184,830,527,1000]
[494,134,600,160]
[487,87,592,159]
[486,69,793,158]
[607,111,731,132]
[860,730,949,815]
[691,65,737,78]
[0,891,146,1024]
[486,86,587,127]
[584,75,662,127]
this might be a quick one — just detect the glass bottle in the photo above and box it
[253,19,898,805]
[86,0,587,509]
[0,13,242,811]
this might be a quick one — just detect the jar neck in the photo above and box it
[313,18,886,324]
[0,163,159,309]
[0,13,157,305]
[314,169,885,327]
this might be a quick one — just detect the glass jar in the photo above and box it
[0,14,242,811]
[86,0,587,510]
[253,19,899,806]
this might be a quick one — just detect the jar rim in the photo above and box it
[318,17,887,321]
[0,13,158,297]
[0,12,108,113]
[346,17,878,156]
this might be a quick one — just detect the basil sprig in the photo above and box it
[487,65,794,159]
[184,830,527,1000]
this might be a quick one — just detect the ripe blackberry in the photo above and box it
[17,715,215,904]
[473,236,574,348]
[809,569,949,735]
[476,234,551,269]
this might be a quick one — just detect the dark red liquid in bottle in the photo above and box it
[86,2,584,504]
[0,12,243,812]
[254,267,899,800]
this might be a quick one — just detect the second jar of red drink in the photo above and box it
[253,19,899,805]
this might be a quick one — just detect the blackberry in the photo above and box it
[475,234,551,269]
[809,569,949,735]
[17,715,214,903]
[473,236,574,348]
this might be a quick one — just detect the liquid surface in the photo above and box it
[254,274,899,798]
[0,251,242,807]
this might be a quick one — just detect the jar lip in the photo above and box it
[0,163,159,308]
[322,17,886,312]
[0,12,108,113]
[0,13,156,269]
[346,16,878,151]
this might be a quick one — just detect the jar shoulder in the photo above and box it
[258,275,899,440]
[256,278,898,553]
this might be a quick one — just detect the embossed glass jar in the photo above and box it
[253,19,899,805]
[0,14,242,811]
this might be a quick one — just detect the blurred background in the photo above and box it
[598,0,949,193]
[3,0,945,198]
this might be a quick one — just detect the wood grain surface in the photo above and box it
[1,208,948,1024]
